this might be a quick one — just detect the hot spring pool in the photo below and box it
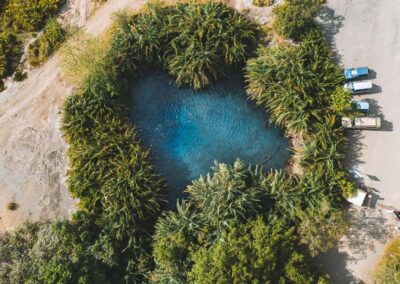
[130,73,289,202]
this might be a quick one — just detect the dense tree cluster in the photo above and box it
[152,161,329,283]
[108,2,257,89]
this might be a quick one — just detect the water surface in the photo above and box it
[130,73,289,202]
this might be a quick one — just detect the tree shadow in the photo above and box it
[317,208,394,283]
[343,208,392,259]
[315,248,360,283]
[344,130,366,171]
[317,5,345,63]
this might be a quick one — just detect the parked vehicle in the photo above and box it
[355,101,369,113]
[343,80,373,94]
[344,67,369,80]
[342,116,381,129]
[346,189,368,206]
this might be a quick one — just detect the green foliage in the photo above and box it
[0,220,109,283]
[245,21,355,264]
[246,29,343,133]
[152,161,326,282]
[28,18,65,66]
[374,237,400,284]
[298,199,347,256]
[0,29,22,78]
[60,30,108,86]
[186,161,268,231]
[330,87,353,115]
[188,217,319,284]
[272,0,323,40]
[108,2,258,90]
[0,0,65,84]
[3,0,65,32]
[253,0,274,7]
[13,70,27,81]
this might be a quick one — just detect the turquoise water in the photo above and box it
[130,73,289,202]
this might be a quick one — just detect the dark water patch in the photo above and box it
[130,73,289,204]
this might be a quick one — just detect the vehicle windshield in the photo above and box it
[351,69,358,76]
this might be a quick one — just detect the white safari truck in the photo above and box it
[343,80,373,94]
[342,117,381,129]
[346,189,368,206]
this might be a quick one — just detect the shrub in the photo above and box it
[60,30,109,85]
[4,0,66,32]
[245,29,342,133]
[107,2,258,90]
[0,29,22,78]
[188,217,322,283]
[298,199,347,256]
[6,202,18,210]
[28,18,65,66]
[272,0,322,40]
[13,70,27,81]
[0,220,111,283]
[374,237,400,283]
[253,0,274,7]
[0,0,65,83]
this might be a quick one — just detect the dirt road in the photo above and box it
[0,0,145,231]
[317,0,400,282]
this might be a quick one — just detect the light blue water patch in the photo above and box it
[130,73,289,203]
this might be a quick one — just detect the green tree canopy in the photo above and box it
[272,0,323,40]
[188,217,324,284]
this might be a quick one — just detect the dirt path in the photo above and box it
[0,0,146,232]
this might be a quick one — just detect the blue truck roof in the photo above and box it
[344,67,369,80]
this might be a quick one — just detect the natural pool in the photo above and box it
[130,73,289,202]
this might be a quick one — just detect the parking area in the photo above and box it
[321,0,400,208]
[317,0,400,282]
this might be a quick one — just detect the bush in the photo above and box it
[28,18,65,66]
[0,0,65,82]
[0,220,111,283]
[6,202,18,210]
[0,29,22,78]
[13,70,27,81]
[253,0,274,7]
[107,2,258,90]
[374,237,400,284]
[4,0,66,32]
[272,0,322,40]
[188,217,322,283]
[245,29,342,133]
[60,30,108,85]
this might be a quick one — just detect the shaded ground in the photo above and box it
[316,207,398,283]
[318,0,400,282]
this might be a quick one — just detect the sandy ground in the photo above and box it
[0,0,146,232]
[317,0,400,282]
